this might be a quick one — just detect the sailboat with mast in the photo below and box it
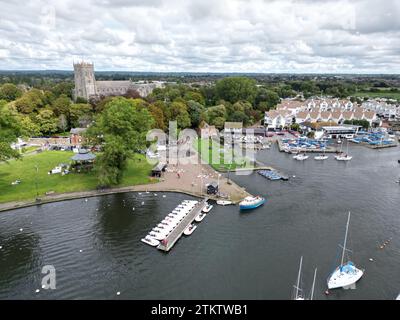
[335,138,352,161]
[293,256,305,300]
[327,212,363,289]
[293,256,318,300]
[314,146,328,160]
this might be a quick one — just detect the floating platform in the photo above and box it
[257,169,289,181]
[157,199,207,252]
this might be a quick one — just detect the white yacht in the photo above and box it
[184,224,197,236]
[217,200,233,206]
[327,212,364,290]
[202,203,213,213]
[294,154,309,161]
[195,212,206,222]
[335,154,352,161]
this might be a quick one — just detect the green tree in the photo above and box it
[0,83,22,102]
[211,116,226,130]
[86,97,154,186]
[0,102,23,161]
[69,103,93,128]
[35,109,58,135]
[51,82,74,99]
[51,94,71,117]
[204,104,226,125]
[149,103,166,131]
[187,100,205,128]
[215,77,257,104]
[14,89,44,114]
[167,101,191,128]
[184,91,205,105]
[256,89,280,112]
[19,115,40,136]
[95,135,129,186]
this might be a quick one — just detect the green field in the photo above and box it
[351,91,400,100]
[194,138,254,171]
[0,151,154,203]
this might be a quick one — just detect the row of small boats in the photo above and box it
[141,201,214,246]
[293,153,352,161]
[183,203,213,236]
[141,200,199,247]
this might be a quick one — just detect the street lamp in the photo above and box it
[34,164,39,201]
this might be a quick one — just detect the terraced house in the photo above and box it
[265,98,382,129]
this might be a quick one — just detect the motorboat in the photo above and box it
[183,224,197,236]
[216,200,233,206]
[314,154,329,160]
[293,154,308,161]
[239,196,266,210]
[195,212,206,222]
[202,203,213,213]
[327,212,363,290]
[396,293,400,300]
[334,154,352,161]
[141,235,160,247]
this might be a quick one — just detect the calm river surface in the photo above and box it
[0,143,399,299]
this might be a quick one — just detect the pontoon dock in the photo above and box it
[157,199,207,252]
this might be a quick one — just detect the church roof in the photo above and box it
[96,80,132,88]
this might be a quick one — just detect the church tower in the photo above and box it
[73,61,97,101]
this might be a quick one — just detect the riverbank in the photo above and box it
[0,151,154,204]
[0,148,251,212]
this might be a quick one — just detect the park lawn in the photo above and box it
[194,138,253,172]
[21,146,39,154]
[351,91,400,100]
[0,151,154,204]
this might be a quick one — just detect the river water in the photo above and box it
[0,143,399,299]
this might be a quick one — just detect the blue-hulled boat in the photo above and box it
[239,196,266,210]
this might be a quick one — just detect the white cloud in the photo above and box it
[0,0,399,73]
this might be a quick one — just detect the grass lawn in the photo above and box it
[0,151,154,204]
[351,91,400,100]
[194,138,254,172]
[21,146,39,154]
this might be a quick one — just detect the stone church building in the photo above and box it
[73,62,164,101]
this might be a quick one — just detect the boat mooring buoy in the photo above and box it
[117,291,121,296]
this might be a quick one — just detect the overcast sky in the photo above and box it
[0,0,399,73]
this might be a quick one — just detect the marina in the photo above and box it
[277,138,338,154]
[349,131,398,149]
[0,143,399,299]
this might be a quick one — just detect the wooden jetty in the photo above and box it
[157,199,208,252]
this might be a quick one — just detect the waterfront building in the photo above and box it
[320,125,361,139]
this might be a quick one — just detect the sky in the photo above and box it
[0,0,399,73]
